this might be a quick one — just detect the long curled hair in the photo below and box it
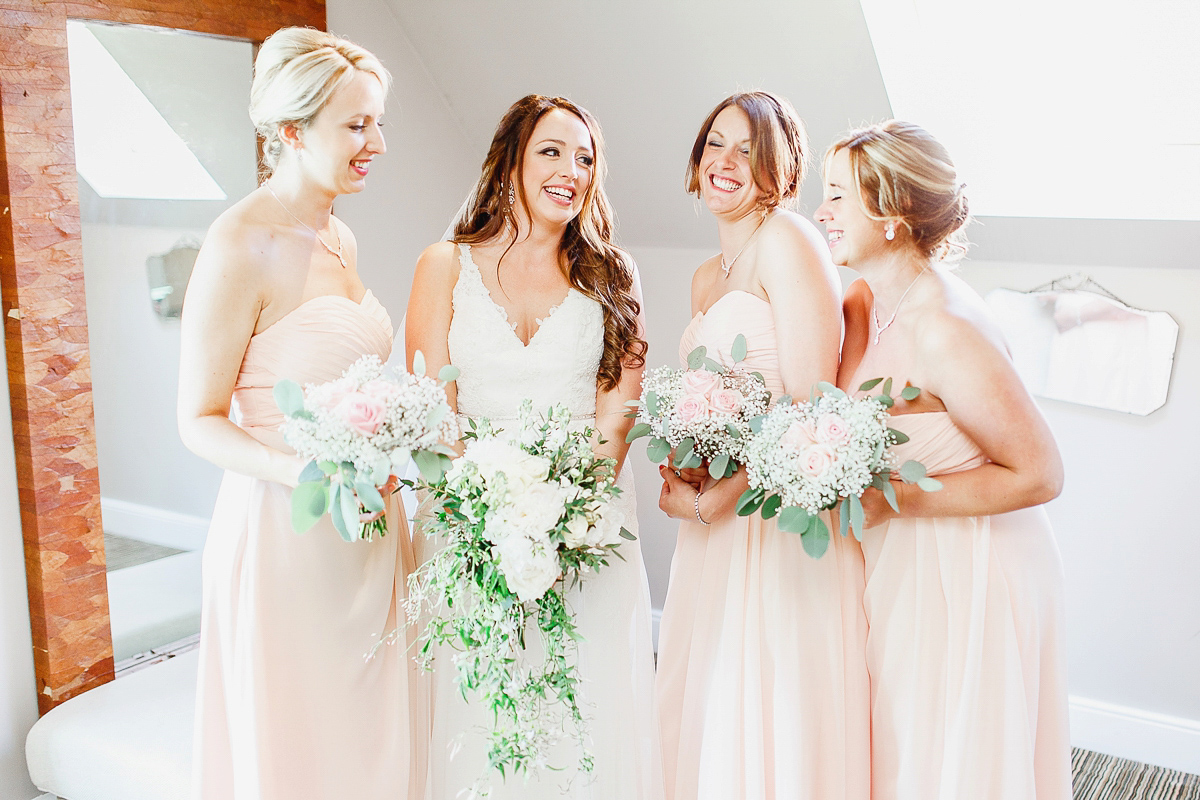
[452,95,645,391]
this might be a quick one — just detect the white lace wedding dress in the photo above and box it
[417,244,662,799]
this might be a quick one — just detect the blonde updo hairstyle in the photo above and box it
[249,27,390,178]
[686,91,809,212]
[826,120,970,261]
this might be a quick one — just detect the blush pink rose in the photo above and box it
[798,443,837,478]
[675,393,711,424]
[780,419,818,453]
[710,388,744,414]
[361,379,401,402]
[682,369,722,398]
[335,392,387,436]
[816,413,851,446]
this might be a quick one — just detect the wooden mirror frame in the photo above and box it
[0,0,325,714]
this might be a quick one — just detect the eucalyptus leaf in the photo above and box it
[619,528,637,541]
[778,505,812,533]
[626,422,652,443]
[750,371,766,386]
[708,453,730,481]
[879,394,894,408]
[882,377,893,397]
[724,458,738,478]
[328,484,352,542]
[900,385,921,401]
[412,350,427,378]
[290,480,328,533]
[848,493,865,541]
[430,443,458,457]
[414,448,446,482]
[777,394,793,406]
[749,415,765,434]
[815,381,845,399]
[888,427,910,445]
[318,460,339,475]
[438,364,460,383]
[859,377,884,392]
[839,498,850,538]
[425,403,448,431]
[338,481,359,539]
[731,333,748,364]
[646,437,670,463]
[761,493,783,520]
[801,516,830,558]
[881,481,900,512]
[686,346,707,369]
[872,440,885,463]
[682,451,704,470]
[672,438,696,469]
[917,477,944,492]
[298,459,324,484]
[736,487,766,516]
[702,357,727,373]
[273,379,305,417]
[725,423,741,439]
[355,480,385,513]
[646,390,659,418]
[899,460,927,483]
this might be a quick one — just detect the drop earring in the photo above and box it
[508,183,516,206]
[885,221,896,241]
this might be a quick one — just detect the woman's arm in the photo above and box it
[594,263,647,473]
[860,300,1063,526]
[177,220,306,487]
[406,241,460,447]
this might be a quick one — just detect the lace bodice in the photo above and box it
[447,243,603,420]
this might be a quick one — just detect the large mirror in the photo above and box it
[67,20,256,666]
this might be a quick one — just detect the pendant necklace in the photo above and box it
[871,269,927,345]
[720,210,770,279]
[265,182,347,268]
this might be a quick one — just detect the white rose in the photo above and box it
[563,514,590,548]
[495,482,566,543]
[501,453,552,494]
[463,439,527,483]
[586,503,627,548]
[495,534,560,602]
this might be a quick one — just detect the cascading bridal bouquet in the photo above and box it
[274,352,459,541]
[737,378,942,557]
[627,334,771,480]
[407,401,634,785]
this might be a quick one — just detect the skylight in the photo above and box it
[859,0,1200,221]
[66,20,226,201]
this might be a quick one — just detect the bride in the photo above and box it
[405,94,663,799]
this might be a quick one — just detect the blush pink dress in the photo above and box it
[192,292,427,799]
[655,290,871,800]
[855,408,1072,800]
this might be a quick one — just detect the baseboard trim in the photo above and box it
[1070,695,1200,775]
[100,498,208,552]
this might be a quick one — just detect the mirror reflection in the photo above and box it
[986,283,1179,416]
[68,20,256,664]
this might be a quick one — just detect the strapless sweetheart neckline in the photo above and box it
[694,289,771,320]
[256,290,376,338]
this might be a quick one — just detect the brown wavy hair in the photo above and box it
[452,94,645,391]
[826,120,971,261]
[685,91,809,211]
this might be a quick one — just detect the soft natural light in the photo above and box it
[859,0,1200,220]
[66,20,226,201]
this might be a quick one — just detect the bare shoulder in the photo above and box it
[843,276,872,318]
[412,240,462,293]
[756,209,836,281]
[190,195,277,298]
[692,254,722,308]
[912,270,1009,365]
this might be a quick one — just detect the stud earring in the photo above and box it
[885,221,896,241]
[508,183,516,206]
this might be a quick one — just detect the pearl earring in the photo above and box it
[885,221,896,241]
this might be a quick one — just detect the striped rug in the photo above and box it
[1074,748,1200,799]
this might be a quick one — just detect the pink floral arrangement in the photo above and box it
[628,336,770,479]
[274,354,458,541]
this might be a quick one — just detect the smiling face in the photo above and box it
[814,147,887,268]
[697,105,767,218]
[294,70,387,195]
[514,108,595,230]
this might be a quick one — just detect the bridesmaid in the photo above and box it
[655,92,870,800]
[178,29,425,798]
[818,120,1072,799]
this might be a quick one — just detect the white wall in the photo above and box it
[959,260,1200,770]
[329,0,478,325]
[0,325,42,799]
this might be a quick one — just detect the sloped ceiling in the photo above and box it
[381,0,892,250]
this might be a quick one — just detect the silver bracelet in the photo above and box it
[694,491,710,525]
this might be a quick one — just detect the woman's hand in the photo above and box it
[857,484,900,529]
[658,464,751,524]
[658,466,701,520]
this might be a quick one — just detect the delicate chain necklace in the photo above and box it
[871,269,927,345]
[720,211,770,279]
[265,182,347,268]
